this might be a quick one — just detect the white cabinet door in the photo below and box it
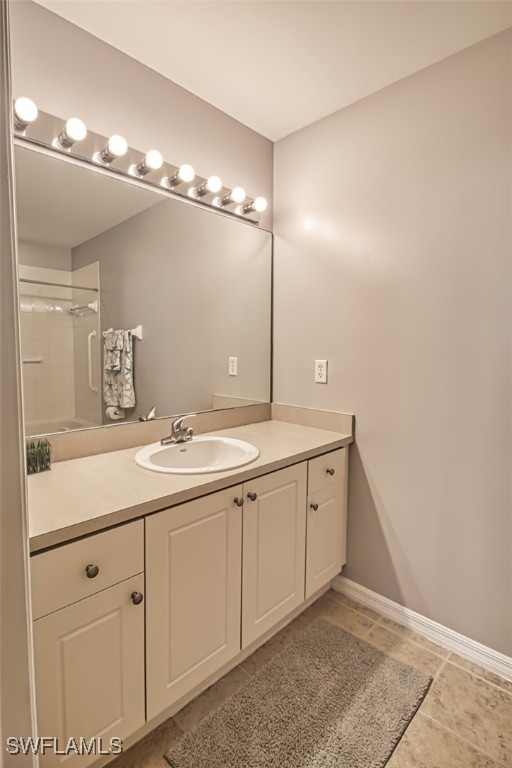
[145,486,243,720]
[242,463,307,648]
[33,574,145,767]
[305,448,348,599]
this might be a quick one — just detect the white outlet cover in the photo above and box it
[229,356,238,376]
[315,359,328,384]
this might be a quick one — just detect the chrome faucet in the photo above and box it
[161,415,194,445]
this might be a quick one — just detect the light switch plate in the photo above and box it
[229,356,238,376]
[315,359,328,384]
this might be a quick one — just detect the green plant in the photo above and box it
[26,439,52,474]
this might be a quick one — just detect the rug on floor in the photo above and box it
[165,617,432,768]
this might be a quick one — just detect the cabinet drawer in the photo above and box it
[308,448,347,495]
[31,520,144,619]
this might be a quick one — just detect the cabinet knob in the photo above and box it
[234,497,244,507]
[326,468,335,476]
[85,564,99,579]
[310,503,319,511]
[131,592,144,605]
[247,492,257,502]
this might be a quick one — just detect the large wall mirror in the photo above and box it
[14,144,272,437]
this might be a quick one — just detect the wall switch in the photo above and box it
[315,359,328,384]
[228,356,238,376]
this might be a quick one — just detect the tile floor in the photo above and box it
[109,590,512,768]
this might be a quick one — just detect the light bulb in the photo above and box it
[98,134,128,165]
[65,118,87,142]
[13,97,38,131]
[57,117,87,148]
[206,175,222,193]
[135,149,163,176]
[220,186,246,206]
[193,175,223,197]
[145,150,163,170]
[164,163,196,188]
[108,134,128,157]
[177,164,195,183]
[242,196,268,215]
[253,196,267,212]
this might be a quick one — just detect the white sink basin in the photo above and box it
[135,436,259,474]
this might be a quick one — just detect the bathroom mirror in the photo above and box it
[14,144,272,436]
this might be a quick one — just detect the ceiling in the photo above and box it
[32,1,512,141]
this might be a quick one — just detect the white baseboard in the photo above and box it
[331,575,512,683]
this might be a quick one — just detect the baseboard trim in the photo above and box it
[331,575,512,682]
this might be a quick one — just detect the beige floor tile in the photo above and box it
[173,666,249,732]
[387,713,502,768]
[379,617,450,658]
[326,589,382,622]
[366,625,445,677]
[107,717,182,768]
[448,653,512,695]
[312,593,376,638]
[421,661,512,765]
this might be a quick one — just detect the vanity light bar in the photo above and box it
[12,98,268,222]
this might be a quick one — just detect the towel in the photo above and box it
[103,330,136,409]
[104,329,123,372]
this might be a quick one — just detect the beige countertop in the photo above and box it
[28,420,353,553]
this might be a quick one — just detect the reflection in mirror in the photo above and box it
[14,145,272,437]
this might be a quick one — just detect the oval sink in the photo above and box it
[135,436,259,474]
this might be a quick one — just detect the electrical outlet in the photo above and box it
[315,359,328,384]
[228,356,238,376]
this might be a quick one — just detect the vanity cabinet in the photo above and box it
[305,449,348,599]
[242,463,308,648]
[145,486,243,720]
[30,521,145,767]
[29,439,350,751]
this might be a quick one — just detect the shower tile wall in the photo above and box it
[19,264,75,429]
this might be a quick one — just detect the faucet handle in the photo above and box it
[138,405,157,422]
[172,414,195,430]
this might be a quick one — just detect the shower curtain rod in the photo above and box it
[19,278,99,292]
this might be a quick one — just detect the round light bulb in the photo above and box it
[107,134,128,158]
[178,164,195,183]
[231,186,246,204]
[14,97,38,125]
[145,149,163,170]
[206,175,222,194]
[65,117,87,142]
[253,196,267,212]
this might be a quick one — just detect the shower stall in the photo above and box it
[19,261,102,435]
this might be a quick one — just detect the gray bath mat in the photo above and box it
[165,617,431,768]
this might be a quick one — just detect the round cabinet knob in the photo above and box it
[310,503,319,511]
[247,492,257,502]
[326,468,335,476]
[85,564,99,579]
[131,592,144,605]
[234,497,244,507]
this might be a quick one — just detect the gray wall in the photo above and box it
[0,0,35,759]
[9,0,273,230]
[73,199,271,421]
[274,30,512,655]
